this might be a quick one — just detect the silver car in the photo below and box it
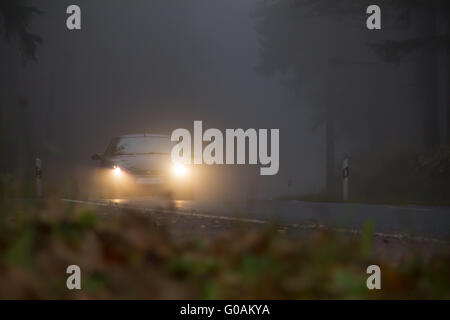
[91,134,193,198]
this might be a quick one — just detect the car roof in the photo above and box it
[118,134,170,139]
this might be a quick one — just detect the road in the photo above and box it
[63,197,450,241]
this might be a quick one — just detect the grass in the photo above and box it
[0,198,449,299]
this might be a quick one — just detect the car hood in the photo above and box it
[108,154,171,175]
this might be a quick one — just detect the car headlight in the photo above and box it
[172,164,188,177]
[113,165,123,176]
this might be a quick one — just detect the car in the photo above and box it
[91,134,193,199]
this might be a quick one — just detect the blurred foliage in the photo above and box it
[0,199,449,299]
[357,146,450,204]
[415,146,450,201]
[284,146,450,205]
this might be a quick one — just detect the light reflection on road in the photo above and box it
[82,196,450,241]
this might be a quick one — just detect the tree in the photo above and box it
[0,0,43,61]
[369,1,450,148]
[254,0,370,196]
[254,0,450,196]
[339,1,450,148]
[0,0,42,197]
[256,0,450,149]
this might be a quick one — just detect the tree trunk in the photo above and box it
[447,6,450,145]
[0,101,3,198]
[422,2,440,150]
[436,1,449,146]
[325,117,336,197]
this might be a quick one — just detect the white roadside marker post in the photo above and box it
[342,158,349,201]
[35,158,42,198]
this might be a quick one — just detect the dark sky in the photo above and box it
[0,0,431,198]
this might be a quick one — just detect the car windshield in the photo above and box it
[105,136,173,155]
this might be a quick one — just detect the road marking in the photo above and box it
[62,198,269,225]
[290,200,434,212]
[386,205,432,212]
[62,198,448,244]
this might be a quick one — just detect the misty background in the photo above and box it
[0,0,448,202]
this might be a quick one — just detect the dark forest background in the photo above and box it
[1,0,449,203]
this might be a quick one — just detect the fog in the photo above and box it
[0,0,445,201]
